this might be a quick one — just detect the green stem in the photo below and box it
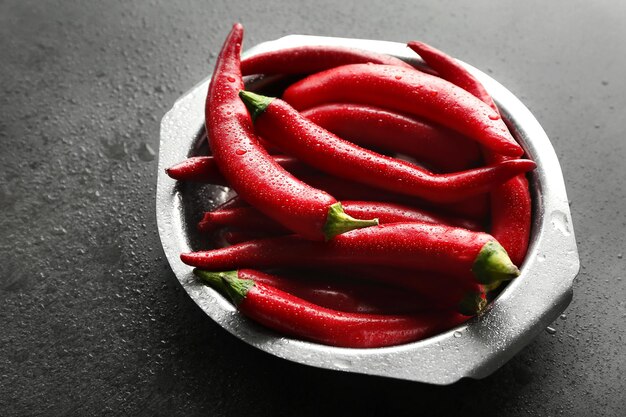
[472,240,520,285]
[219,270,255,306]
[193,269,234,296]
[323,202,379,241]
[239,90,274,122]
[194,269,255,306]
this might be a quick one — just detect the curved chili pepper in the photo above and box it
[280,172,490,223]
[200,206,289,233]
[181,222,520,286]
[165,155,303,183]
[165,156,221,183]
[206,24,377,241]
[281,63,523,156]
[241,44,415,76]
[407,41,499,112]
[239,90,535,203]
[195,268,433,315]
[409,41,532,265]
[167,154,489,222]
[341,201,482,231]
[199,200,481,234]
[335,266,486,316]
[302,103,481,172]
[194,269,467,348]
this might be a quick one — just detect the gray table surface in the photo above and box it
[1,0,624,416]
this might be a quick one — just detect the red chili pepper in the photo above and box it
[341,200,482,231]
[281,63,523,156]
[199,206,289,233]
[199,200,481,234]
[166,154,490,222]
[486,174,531,266]
[181,222,520,286]
[206,24,377,241]
[344,201,482,231]
[195,268,435,314]
[241,45,415,76]
[407,41,499,112]
[292,172,491,223]
[334,266,486,316]
[302,103,481,172]
[239,90,535,203]
[165,155,303,184]
[165,156,221,183]
[409,41,532,265]
[194,269,467,348]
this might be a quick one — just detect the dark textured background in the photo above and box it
[1,0,624,415]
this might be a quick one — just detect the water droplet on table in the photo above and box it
[137,143,155,161]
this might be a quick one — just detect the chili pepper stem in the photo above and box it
[239,90,274,121]
[219,271,255,305]
[193,269,235,296]
[472,240,520,285]
[194,269,254,305]
[457,291,487,316]
[323,202,379,241]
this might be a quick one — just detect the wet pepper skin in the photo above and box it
[247,94,535,203]
[282,63,523,157]
[237,280,466,348]
[198,201,481,234]
[302,103,481,173]
[241,44,415,76]
[236,269,433,315]
[408,41,532,265]
[183,222,497,283]
[206,24,338,241]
